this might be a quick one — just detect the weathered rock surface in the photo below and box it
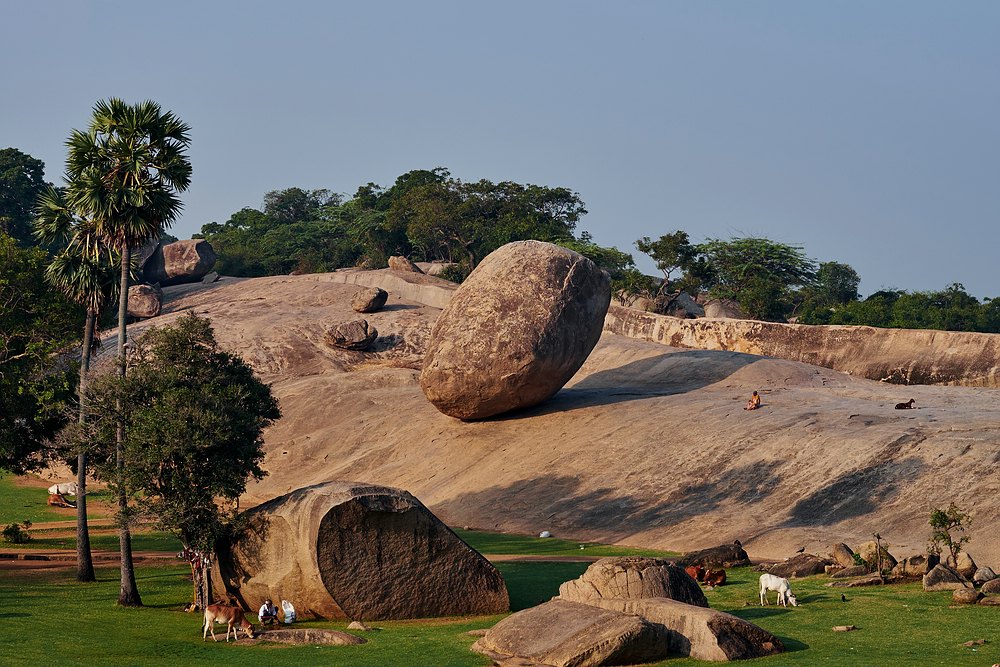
[831,565,870,579]
[953,588,982,605]
[893,555,931,577]
[766,554,831,579]
[559,557,707,608]
[472,599,666,667]
[254,628,366,645]
[352,287,388,313]
[420,240,611,420]
[324,320,378,351]
[980,578,1000,594]
[212,481,509,620]
[201,271,220,284]
[855,541,898,569]
[144,239,217,286]
[585,597,784,662]
[127,284,162,319]
[703,299,747,319]
[388,256,423,273]
[923,564,970,591]
[831,543,856,569]
[973,566,996,585]
[946,552,977,580]
[678,543,752,569]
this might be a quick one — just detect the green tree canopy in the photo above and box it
[0,148,50,246]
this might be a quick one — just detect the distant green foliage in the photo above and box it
[2,520,32,544]
[0,148,50,246]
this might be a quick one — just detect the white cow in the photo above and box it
[47,482,78,496]
[759,573,798,607]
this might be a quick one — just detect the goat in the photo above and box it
[759,573,798,607]
[203,604,255,642]
[894,398,915,410]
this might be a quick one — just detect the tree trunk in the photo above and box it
[75,310,96,583]
[116,244,142,606]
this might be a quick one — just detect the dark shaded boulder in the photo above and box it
[144,239,217,286]
[831,565,870,579]
[324,320,378,351]
[420,240,611,420]
[212,481,509,621]
[559,557,708,608]
[126,283,162,319]
[766,554,832,579]
[981,578,1000,595]
[923,564,971,592]
[678,543,752,569]
[388,256,423,273]
[472,599,667,667]
[352,287,388,313]
[893,555,931,577]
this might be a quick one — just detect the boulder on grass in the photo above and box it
[324,320,378,351]
[678,543,752,569]
[144,239,217,286]
[892,555,931,577]
[585,597,784,662]
[127,284,162,319]
[766,554,832,579]
[388,256,423,273]
[855,541,898,570]
[973,567,997,586]
[953,588,982,605]
[831,543,856,569]
[558,557,707,607]
[981,578,1000,595]
[472,599,667,667]
[946,552,977,580]
[420,241,611,420]
[923,564,971,592]
[352,287,388,313]
[831,565,870,579]
[212,481,509,620]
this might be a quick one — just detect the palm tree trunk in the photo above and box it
[75,310,97,583]
[116,244,141,606]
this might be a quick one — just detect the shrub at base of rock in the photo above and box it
[765,554,832,579]
[830,543,856,569]
[472,599,667,667]
[923,564,971,592]
[953,588,982,605]
[678,543,752,569]
[980,578,1000,595]
[352,287,388,313]
[127,284,163,319]
[388,256,423,273]
[212,481,509,620]
[143,239,217,286]
[559,557,708,608]
[324,320,378,350]
[420,240,611,420]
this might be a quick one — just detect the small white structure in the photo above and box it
[539,531,552,539]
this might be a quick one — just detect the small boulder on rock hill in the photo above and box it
[144,239,217,286]
[420,240,611,420]
[558,557,708,607]
[325,320,378,351]
[127,284,163,319]
[352,287,388,313]
[678,543,752,569]
[388,256,423,273]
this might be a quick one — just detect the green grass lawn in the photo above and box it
[454,527,679,558]
[0,473,108,526]
[11,529,182,553]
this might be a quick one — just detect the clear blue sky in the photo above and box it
[4,1,998,297]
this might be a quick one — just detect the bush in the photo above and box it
[437,263,471,284]
[2,520,32,544]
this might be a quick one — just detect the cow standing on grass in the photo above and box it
[203,604,255,642]
[759,574,798,607]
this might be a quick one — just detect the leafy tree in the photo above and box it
[0,233,82,473]
[63,98,192,606]
[815,262,861,305]
[0,148,50,245]
[928,502,971,564]
[78,315,280,609]
[635,231,696,296]
[263,187,340,225]
[695,236,817,320]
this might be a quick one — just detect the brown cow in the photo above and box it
[703,568,727,587]
[685,565,705,582]
[203,604,255,642]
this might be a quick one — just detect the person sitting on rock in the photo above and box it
[258,599,279,626]
[744,391,761,411]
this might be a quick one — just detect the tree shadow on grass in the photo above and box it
[487,350,761,420]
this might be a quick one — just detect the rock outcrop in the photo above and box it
[980,578,1000,594]
[974,567,997,586]
[352,287,388,313]
[144,239,217,286]
[678,543,752,569]
[127,284,162,319]
[420,240,611,420]
[831,543,856,569]
[388,256,423,273]
[324,320,378,351]
[765,553,832,578]
[212,481,509,620]
[893,555,931,577]
[703,299,747,319]
[922,564,970,591]
[946,552,977,580]
[558,557,707,608]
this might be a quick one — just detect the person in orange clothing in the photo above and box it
[744,391,761,411]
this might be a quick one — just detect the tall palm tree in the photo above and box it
[35,186,120,583]
[63,99,192,606]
